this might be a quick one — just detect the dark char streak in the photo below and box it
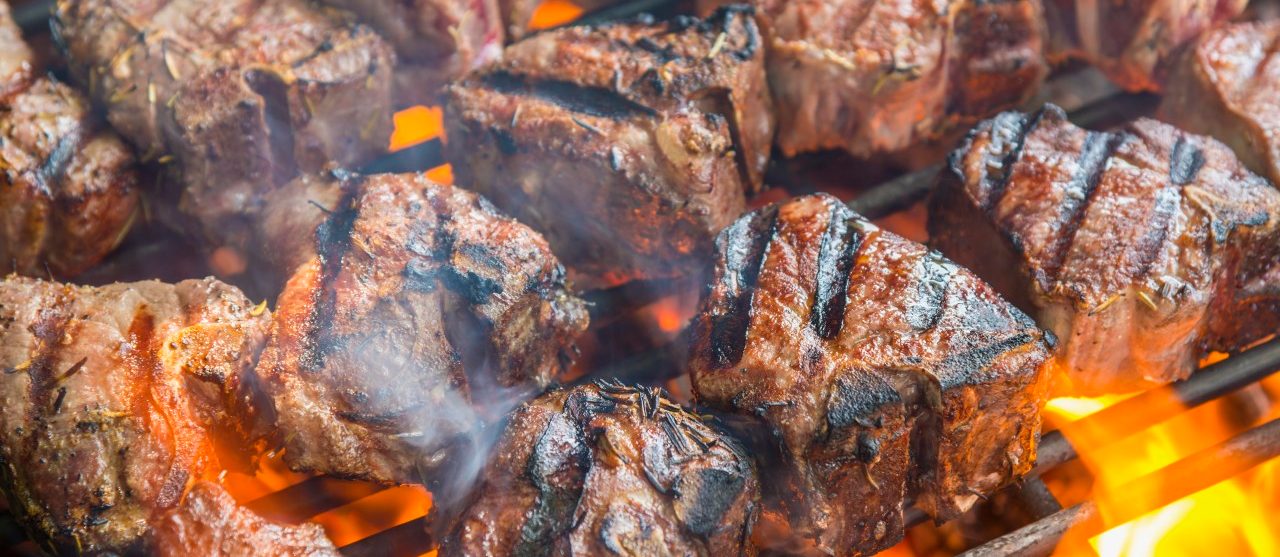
[809,203,865,340]
[708,205,779,368]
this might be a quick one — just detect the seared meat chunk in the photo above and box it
[1161,21,1280,186]
[54,0,395,249]
[688,194,1053,555]
[697,0,1047,158]
[443,382,760,557]
[0,276,270,554]
[0,0,32,99]
[1041,0,1245,91]
[252,173,588,487]
[318,0,502,105]
[152,481,338,557]
[0,4,140,278]
[930,105,1280,394]
[445,6,774,288]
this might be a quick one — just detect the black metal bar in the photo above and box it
[360,138,445,175]
[339,516,434,557]
[1012,477,1065,520]
[245,476,388,522]
[583,277,680,326]
[961,417,1280,557]
[568,0,681,27]
[13,0,53,34]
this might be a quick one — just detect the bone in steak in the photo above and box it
[53,0,395,251]
[0,276,271,554]
[151,481,338,557]
[0,2,140,278]
[251,173,588,488]
[317,0,503,106]
[696,0,1048,159]
[442,382,760,557]
[688,194,1053,556]
[444,6,774,289]
[1040,0,1246,92]
[1160,21,1280,187]
[930,105,1280,395]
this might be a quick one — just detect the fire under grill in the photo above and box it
[5,0,1280,555]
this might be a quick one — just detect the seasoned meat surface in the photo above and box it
[697,0,1047,159]
[445,6,774,288]
[0,276,270,554]
[0,1,32,100]
[1161,21,1280,186]
[0,5,140,278]
[1041,0,1246,92]
[54,0,395,250]
[252,173,588,488]
[442,382,760,557]
[318,0,502,105]
[689,194,1053,556]
[930,105,1280,395]
[151,481,338,557]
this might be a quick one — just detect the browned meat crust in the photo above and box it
[0,4,140,279]
[442,382,760,557]
[445,6,774,289]
[1160,21,1280,186]
[151,481,338,557]
[252,173,588,487]
[688,194,1053,556]
[0,276,270,554]
[697,0,1048,159]
[317,0,503,105]
[53,0,395,250]
[1041,0,1246,92]
[930,105,1280,395]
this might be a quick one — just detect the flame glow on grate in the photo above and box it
[1045,364,1280,557]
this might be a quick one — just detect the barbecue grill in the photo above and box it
[4,0,1280,555]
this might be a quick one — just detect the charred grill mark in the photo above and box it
[905,252,956,331]
[23,292,74,467]
[306,182,361,372]
[936,333,1035,389]
[1048,131,1127,280]
[33,125,85,195]
[983,107,1049,211]
[516,415,589,557]
[810,204,865,339]
[826,371,900,432]
[708,206,780,368]
[1133,186,1182,277]
[336,402,426,431]
[478,72,658,120]
[244,69,299,185]
[674,467,745,537]
[1170,135,1205,186]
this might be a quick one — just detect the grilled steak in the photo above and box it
[151,481,338,557]
[1160,21,1280,186]
[445,6,774,289]
[0,276,271,554]
[930,105,1280,395]
[688,194,1053,556]
[53,0,395,250]
[442,382,760,557]
[318,0,502,105]
[1041,0,1246,92]
[0,3,140,278]
[252,173,588,488]
[697,0,1048,159]
[0,1,31,100]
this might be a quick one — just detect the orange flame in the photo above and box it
[529,0,585,31]
[1045,367,1280,557]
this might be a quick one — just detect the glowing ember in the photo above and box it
[390,105,445,151]
[1045,372,1280,557]
[529,0,584,30]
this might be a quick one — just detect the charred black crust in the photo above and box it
[477,72,658,120]
[936,332,1036,389]
[905,252,956,331]
[1048,130,1128,280]
[810,202,866,340]
[826,371,901,431]
[674,467,746,536]
[516,414,590,557]
[984,105,1052,211]
[708,205,780,368]
[307,178,361,371]
[1170,135,1206,186]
